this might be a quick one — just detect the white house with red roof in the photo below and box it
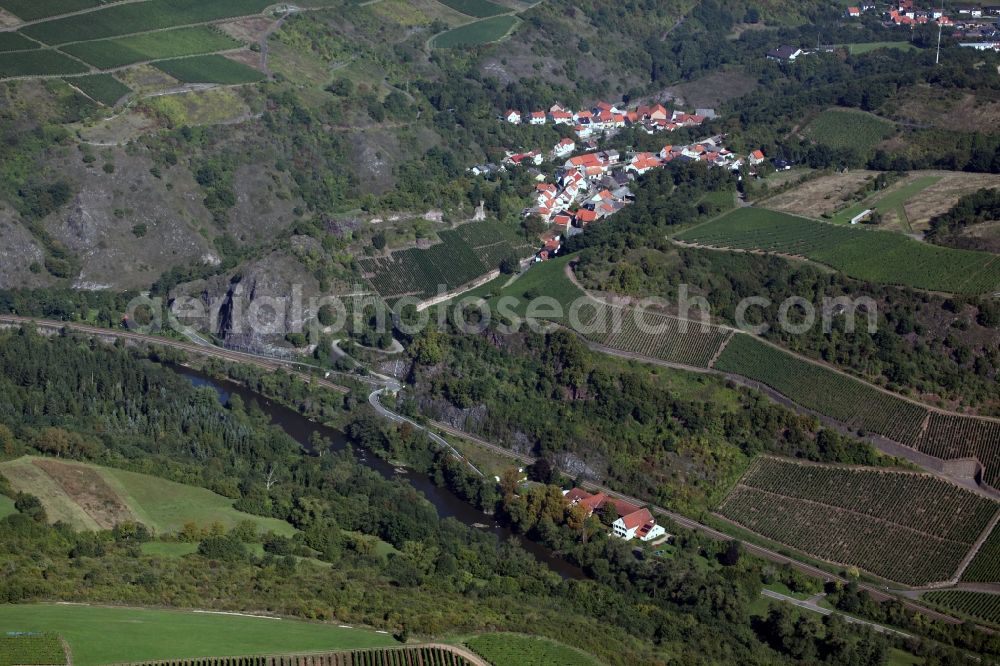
[549,110,574,125]
[504,109,522,124]
[748,149,766,166]
[563,488,667,542]
[552,137,576,158]
[847,6,861,17]
[529,111,547,125]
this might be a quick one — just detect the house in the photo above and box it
[956,5,983,17]
[563,488,667,542]
[766,45,803,62]
[550,110,574,125]
[504,109,522,124]
[748,149,766,166]
[574,208,598,225]
[847,6,860,17]
[529,111,547,125]
[575,124,594,139]
[552,138,576,158]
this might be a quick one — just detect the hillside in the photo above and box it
[0,456,295,536]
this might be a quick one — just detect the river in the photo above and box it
[175,366,586,580]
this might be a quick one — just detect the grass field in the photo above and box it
[152,54,263,84]
[62,26,241,69]
[434,0,508,17]
[0,0,101,21]
[717,456,998,585]
[829,175,942,228]
[802,108,896,153]
[923,591,1000,627]
[0,493,15,519]
[676,207,1000,294]
[65,73,131,105]
[844,42,917,54]
[20,0,273,45]
[465,633,601,666]
[0,605,395,666]
[0,456,295,536]
[0,32,36,52]
[0,633,66,666]
[0,49,88,77]
[432,15,519,48]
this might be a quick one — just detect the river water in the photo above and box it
[174,367,586,579]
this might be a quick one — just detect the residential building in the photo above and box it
[766,45,803,62]
[504,109,522,124]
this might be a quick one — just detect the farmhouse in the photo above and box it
[563,489,667,542]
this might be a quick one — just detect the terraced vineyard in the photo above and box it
[126,648,477,666]
[359,221,531,302]
[923,591,1000,627]
[676,208,1000,294]
[66,73,132,105]
[62,26,241,69]
[152,54,263,84]
[714,334,928,442]
[435,0,508,17]
[717,457,1000,585]
[0,633,66,666]
[583,304,731,368]
[432,15,519,48]
[915,412,1000,490]
[962,522,1000,583]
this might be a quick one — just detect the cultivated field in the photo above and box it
[432,15,519,48]
[583,303,732,369]
[915,412,1000,491]
[360,220,531,301]
[0,31,34,51]
[20,0,273,45]
[62,26,241,69]
[465,633,601,666]
[0,605,395,666]
[923,591,1000,627]
[127,649,478,666]
[0,0,103,21]
[66,73,132,105]
[828,175,941,228]
[717,457,999,585]
[676,207,1000,294]
[435,0,508,18]
[0,633,66,666]
[152,54,263,84]
[0,456,295,536]
[801,108,896,153]
[963,522,1000,582]
[0,49,87,77]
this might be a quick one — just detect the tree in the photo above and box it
[14,493,46,522]
[599,501,619,527]
[719,540,742,566]
[197,535,248,561]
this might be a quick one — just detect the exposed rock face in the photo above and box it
[0,206,51,289]
[174,250,321,352]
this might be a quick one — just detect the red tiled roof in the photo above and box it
[751,149,765,160]
[620,507,654,531]
[575,209,598,223]
[568,153,604,167]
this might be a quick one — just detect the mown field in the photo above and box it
[465,633,602,666]
[0,605,395,666]
[434,0,508,18]
[153,54,263,84]
[0,456,295,536]
[802,108,896,153]
[0,49,87,77]
[62,26,241,69]
[20,0,274,45]
[963,522,1000,583]
[676,207,1000,294]
[360,220,531,302]
[923,591,1000,628]
[844,42,917,55]
[66,73,131,105]
[717,456,999,585]
[0,633,65,666]
[432,15,518,48]
[829,175,941,228]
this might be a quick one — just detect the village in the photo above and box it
[470,101,765,261]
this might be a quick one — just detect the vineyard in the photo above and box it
[802,108,896,153]
[675,208,1000,294]
[123,648,477,666]
[923,591,1000,627]
[359,221,531,302]
[717,457,1000,585]
[581,304,731,369]
[714,334,929,442]
[962,522,1000,583]
[0,0,102,21]
[465,634,601,666]
[434,0,508,18]
[431,16,519,48]
[915,412,1000,490]
[61,26,241,69]
[152,55,264,85]
[66,73,132,106]
[0,633,66,666]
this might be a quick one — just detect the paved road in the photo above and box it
[761,590,913,638]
